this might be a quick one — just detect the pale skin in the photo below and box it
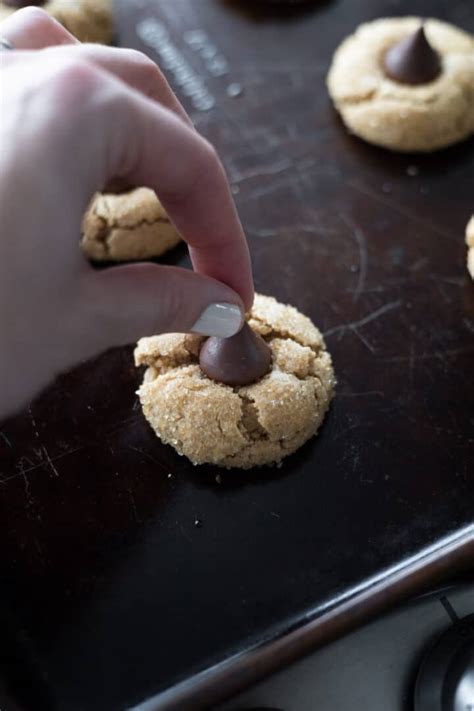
[0,8,254,420]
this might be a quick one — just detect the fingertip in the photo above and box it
[243,281,255,313]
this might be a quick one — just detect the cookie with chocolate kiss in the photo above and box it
[135,295,335,469]
[327,17,474,152]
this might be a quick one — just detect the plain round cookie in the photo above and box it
[81,188,181,262]
[134,294,335,469]
[466,216,474,279]
[0,0,113,44]
[327,17,474,152]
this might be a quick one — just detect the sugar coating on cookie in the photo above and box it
[0,0,113,44]
[81,188,181,262]
[327,17,474,152]
[134,294,335,469]
[466,216,474,280]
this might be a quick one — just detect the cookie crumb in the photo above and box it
[227,82,243,98]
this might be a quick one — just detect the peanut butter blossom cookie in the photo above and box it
[81,188,181,262]
[466,216,474,280]
[135,294,335,469]
[0,0,113,44]
[327,17,474,152]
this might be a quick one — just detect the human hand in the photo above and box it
[0,8,254,418]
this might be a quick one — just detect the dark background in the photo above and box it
[0,0,473,709]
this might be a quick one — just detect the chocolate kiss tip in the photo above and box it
[199,323,272,387]
[384,25,441,86]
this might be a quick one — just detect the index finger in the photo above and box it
[102,81,254,309]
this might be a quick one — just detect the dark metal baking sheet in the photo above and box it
[0,1,473,709]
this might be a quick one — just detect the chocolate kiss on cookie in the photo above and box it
[4,0,45,6]
[199,323,272,386]
[384,26,441,85]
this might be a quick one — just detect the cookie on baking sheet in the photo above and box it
[466,216,474,279]
[327,17,474,152]
[0,0,113,44]
[134,294,335,469]
[81,188,182,262]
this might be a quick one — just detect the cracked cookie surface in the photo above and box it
[0,0,113,44]
[134,294,335,469]
[466,216,474,279]
[327,17,474,152]
[81,188,181,262]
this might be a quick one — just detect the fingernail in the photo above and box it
[191,303,243,338]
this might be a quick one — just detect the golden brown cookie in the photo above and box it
[327,17,474,152]
[81,188,181,262]
[135,294,335,469]
[0,1,113,44]
[466,216,474,279]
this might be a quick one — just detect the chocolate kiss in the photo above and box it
[384,26,441,85]
[3,0,45,6]
[199,323,272,386]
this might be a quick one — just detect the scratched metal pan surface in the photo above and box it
[0,0,473,709]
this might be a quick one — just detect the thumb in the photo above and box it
[80,263,245,353]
